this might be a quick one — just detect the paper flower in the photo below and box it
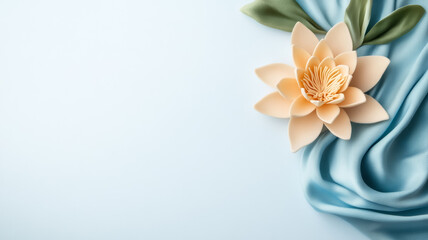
[254,22,390,152]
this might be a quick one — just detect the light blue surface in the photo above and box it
[297,0,428,239]
[0,0,366,240]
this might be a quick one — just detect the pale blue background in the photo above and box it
[0,0,366,239]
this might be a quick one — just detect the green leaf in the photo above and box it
[344,0,372,49]
[363,5,426,45]
[241,0,326,34]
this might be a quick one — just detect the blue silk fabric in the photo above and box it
[296,0,428,239]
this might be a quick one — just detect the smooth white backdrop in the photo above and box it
[0,0,366,239]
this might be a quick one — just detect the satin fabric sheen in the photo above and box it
[296,0,428,239]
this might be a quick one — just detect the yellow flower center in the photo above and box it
[301,66,347,103]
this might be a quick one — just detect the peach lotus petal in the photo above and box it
[295,68,305,88]
[345,95,389,123]
[339,75,352,93]
[277,78,300,100]
[300,88,310,100]
[338,87,366,108]
[305,56,320,69]
[290,95,316,117]
[335,51,357,74]
[351,56,390,92]
[324,109,351,140]
[319,57,336,69]
[327,93,345,104]
[316,104,340,124]
[291,22,319,54]
[325,22,353,57]
[313,39,333,61]
[254,92,292,118]
[255,63,295,88]
[289,111,323,152]
[310,100,324,107]
[335,65,349,76]
[292,45,311,69]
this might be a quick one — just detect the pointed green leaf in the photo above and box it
[363,5,425,45]
[344,0,372,49]
[241,0,326,34]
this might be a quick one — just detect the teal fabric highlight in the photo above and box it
[296,0,428,239]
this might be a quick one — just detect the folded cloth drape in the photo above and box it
[297,0,428,239]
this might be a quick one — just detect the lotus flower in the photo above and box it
[254,22,390,152]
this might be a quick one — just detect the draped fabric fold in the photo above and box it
[297,0,428,239]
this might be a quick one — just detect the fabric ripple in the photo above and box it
[296,0,428,239]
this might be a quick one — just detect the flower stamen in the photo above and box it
[301,66,347,104]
